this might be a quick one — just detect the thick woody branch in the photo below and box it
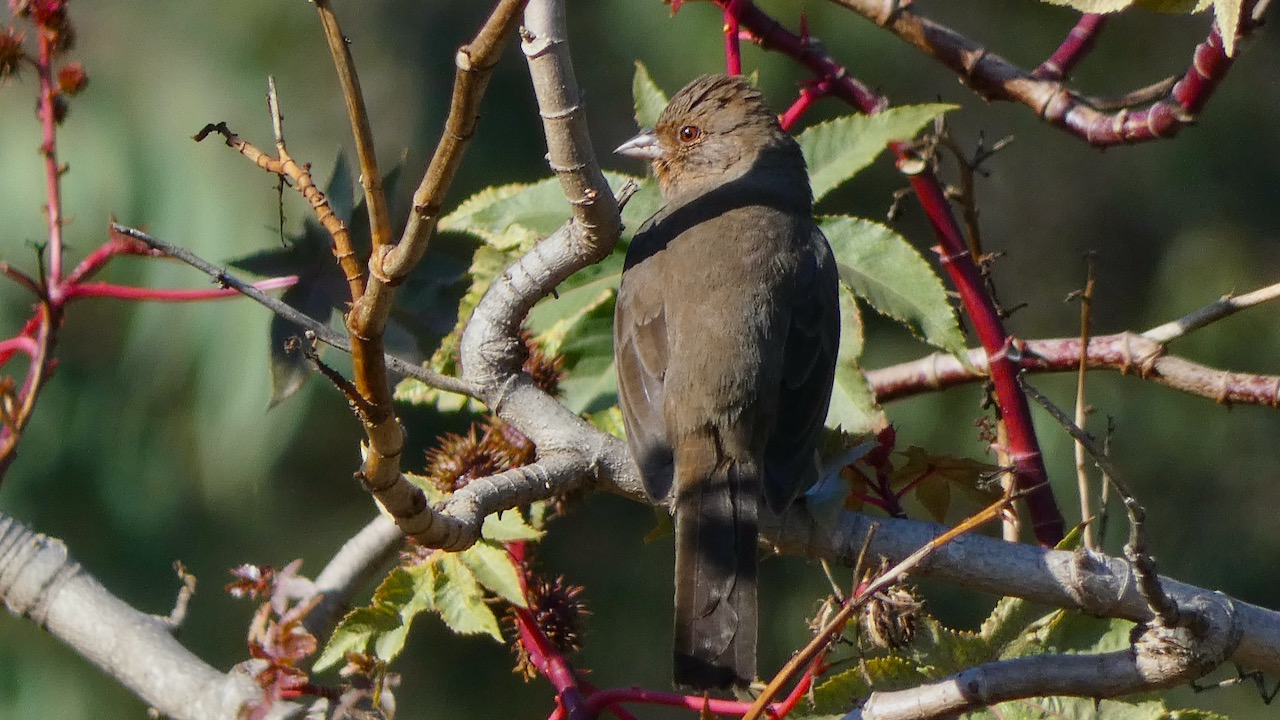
[848,594,1238,720]
[0,513,299,720]
[867,332,1280,408]
[765,509,1280,675]
[825,0,1263,146]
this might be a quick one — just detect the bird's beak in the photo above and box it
[614,131,663,160]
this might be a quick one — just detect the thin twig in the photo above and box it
[1071,253,1097,550]
[311,0,390,255]
[362,0,527,327]
[108,224,475,397]
[743,495,1014,720]
[1019,378,1180,627]
[1142,280,1280,343]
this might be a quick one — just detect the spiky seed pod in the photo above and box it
[518,329,564,397]
[0,27,23,78]
[859,583,922,651]
[509,575,588,680]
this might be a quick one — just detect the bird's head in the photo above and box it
[615,74,808,203]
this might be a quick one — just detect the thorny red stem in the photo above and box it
[1033,13,1107,81]
[723,0,743,75]
[717,0,1065,544]
[779,79,832,132]
[0,336,39,365]
[587,687,783,719]
[63,275,298,302]
[898,153,1062,543]
[36,28,63,290]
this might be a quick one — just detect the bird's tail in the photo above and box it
[672,460,759,690]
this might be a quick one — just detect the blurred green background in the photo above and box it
[1,0,1278,717]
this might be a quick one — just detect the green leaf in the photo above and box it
[481,508,545,543]
[398,173,657,413]
[585,405,626,438]
[811,656,926,714]
[313,566,425,671]
[798,103,956,203]
[825,284,887,434]
[312,605,403,672]
[821,216,967,356]
[436,554,504,640]
[632,61,669,129]
[440,180,569,251]
[458,541,527,607]
[1211,0,1241,56]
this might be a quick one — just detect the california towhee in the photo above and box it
[614,75,840,690]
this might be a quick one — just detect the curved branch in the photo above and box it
[824,0,1263,146]
[0,512,299,720]
[867,332,1280,408]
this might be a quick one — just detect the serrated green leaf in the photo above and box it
[550,295,619,414]
[822,216,966,355]
[798,103,955,203]
[481,508,545,543]
[532,286,615,358]
[986,696,1187,720]
[459,541,527,607]
[312,605,403,672]
[825,284,887,434]
[1135,0,1211,10]
[910,617,994,676]
[1212,0,1241,56]
[436,554,504,640]
[632,61,669,129]
[1038,0,1136,10]
[314,565,427,671]
[811,657,926,714]
[978,595,1054,650]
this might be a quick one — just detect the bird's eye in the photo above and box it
[677,125,702,144]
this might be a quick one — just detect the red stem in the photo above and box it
[0,335,40,365]
[587,687,771,718]
[897,152,1062,543]
[36,29,64,292]
[1032,14,1107,81]
[63,275,298,302]
[779,80,832,132]
[723,0,743,75]
[65,233,163,286]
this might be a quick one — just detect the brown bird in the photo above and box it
[613,75,840,690]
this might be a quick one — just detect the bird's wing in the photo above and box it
[762,225,841,515]
[615,247,676,502]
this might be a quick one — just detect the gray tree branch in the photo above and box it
[0,512,300,720]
